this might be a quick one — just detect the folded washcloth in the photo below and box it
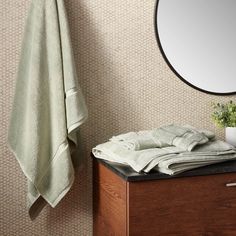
[110,130,167,150]
[8,0,88,219]
[153,124,215,151]
[110,124,214,151]
[183,124,215,140]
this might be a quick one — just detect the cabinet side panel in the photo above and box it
[93,160,127,236]
[128,173,236,236]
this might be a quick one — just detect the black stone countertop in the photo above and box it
[92,154,236,182]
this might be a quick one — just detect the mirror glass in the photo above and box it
[155,0,236,95]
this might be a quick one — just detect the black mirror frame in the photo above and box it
[154,0,236,96]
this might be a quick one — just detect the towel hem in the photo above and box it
[8,139,74,208]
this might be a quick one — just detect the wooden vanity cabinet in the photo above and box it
[93,158,236,236]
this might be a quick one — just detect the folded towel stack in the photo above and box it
[92,125,236,175]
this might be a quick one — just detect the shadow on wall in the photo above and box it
[66,1,128,144]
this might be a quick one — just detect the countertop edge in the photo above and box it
[91,153,236,182]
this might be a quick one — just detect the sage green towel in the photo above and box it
[110,124,214,151]
[153,124,215,151]
[155,140,236,175]
[93,141,183,172]
[8,0,88,219]
[93,140,236,174]
[92,126,236,174]
[110,130,168,151]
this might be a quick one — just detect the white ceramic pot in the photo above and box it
[225,127,236,147]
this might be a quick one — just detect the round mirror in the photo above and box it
[155,0,236,95]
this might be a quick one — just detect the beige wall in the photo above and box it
[0,0,234,235]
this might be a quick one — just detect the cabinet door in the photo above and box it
[127,173,236,236]
[93,161,127,236]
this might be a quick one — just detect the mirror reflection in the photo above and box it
[155,0,236,95]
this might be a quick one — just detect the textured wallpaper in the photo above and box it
[0,0,234,235]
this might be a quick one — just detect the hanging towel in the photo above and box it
[8,0,88,219]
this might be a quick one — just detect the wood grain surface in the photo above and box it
[128,173,236,236]
[93,160,127,236]
[94,160,236,236]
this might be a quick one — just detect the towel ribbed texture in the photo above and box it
[8,0,88,219]
[93,125,236,175]
[110,124,215,151]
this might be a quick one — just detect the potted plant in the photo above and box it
[212,101,236,146]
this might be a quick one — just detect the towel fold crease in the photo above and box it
[93,125,236,175]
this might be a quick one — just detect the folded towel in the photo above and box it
[110,124,214,151]
[183,124,215,140]
[152,140,236,175]
[110,130,167,150]
[153,124,215,151]
[92,127,236,175]
[8,0,88,219]
[92,142,183,172]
